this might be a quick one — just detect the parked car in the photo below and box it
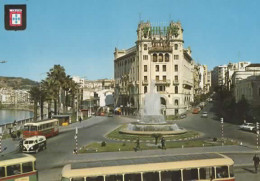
[22,135,46,153]
[201,112,208,118]
[192,107,200,114]
[239,123,256,131]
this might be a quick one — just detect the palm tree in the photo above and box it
[46,65,66,114]
[29,86,41,121]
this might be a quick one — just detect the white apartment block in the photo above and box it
[207,71,212,92]
[225,61,250,90]
[235,75,260,106]
[0,88,30,104]
[114,21,194,116]
[211,65,227,89]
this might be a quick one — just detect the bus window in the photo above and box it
[72,178,85,181]
[7,164,21,176]
[86,176,104,181]
[31,126,37,131]
[24,125,30,131]
[161,170,181,181]
[199,167,214,179]
[183,168,199,181]
[229,165,234,177]
[216,166,229,178]
[124,173,141,181]
[143,172,159,181]
[22,162,33,173]
[0,167,5,177]
[106,174,123,181]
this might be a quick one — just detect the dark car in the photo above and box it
[179,113,187,119]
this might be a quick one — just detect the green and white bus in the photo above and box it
[0,153,37,181]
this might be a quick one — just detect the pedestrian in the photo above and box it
[79,117,82,123]
[16,130,21,138]
[161,137,166,150]
[135,137,140,151]
[253,154,260,173]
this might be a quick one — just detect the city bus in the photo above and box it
[0,153,37,181]
[23,119,59,138]
[61,153,235,181]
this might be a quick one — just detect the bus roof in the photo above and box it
[62,153,234,178]
[24,119,59,126]
[0,153,36,167]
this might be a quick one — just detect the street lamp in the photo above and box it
[220,118,224,146]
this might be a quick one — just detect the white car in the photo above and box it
[201,112,208,118]
[22,135,47,153]
[239,123,256,131]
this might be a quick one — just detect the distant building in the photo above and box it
[0,88,30,105]
[211,65,227,90]
[235,75,260,106]
[225,61,250,90]
[114,21,194,116]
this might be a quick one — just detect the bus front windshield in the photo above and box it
[24,125,37,131]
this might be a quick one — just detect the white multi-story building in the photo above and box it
[207,71,211,92]
[225,61,250,90]
[211,65,227,89]
[0,88,30,105]
[114,21,194,116]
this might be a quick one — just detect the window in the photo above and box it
[7,164,21,176]
[175,76,178,81]
[0,167,5,178]
[174,44,178,50]
[144,86,147,93]
[159,53,163,62]
[143,172,159,181]
[143,55,148,60]
[165,53,169,62]
[174,55,179,60]
[22,162,33,173]
[144,44,147,50]
[163,65,166,72]
[175,86,178,93]
[183,169,199,180]
[157,86,165,92]
[163,76,166,81]
[199,167,214,180]
[144,65,147,72]
[156,65,159,72]
[175,99,179,106]
[175,65,178,72]
[86,176,104,181]
[106,175,123,181]
[156,76,159,81]
[216,166,229,178]
[72,178,84,181]
[144,76,147,81]
[161,170,181,181]
[153,54,157,62]
[125,173,141,181]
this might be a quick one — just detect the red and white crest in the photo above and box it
[9,9,23,27]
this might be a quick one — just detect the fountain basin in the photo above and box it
[119,122,187,135]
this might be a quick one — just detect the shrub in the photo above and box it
[101,141,106,147]
[213,137,217,142]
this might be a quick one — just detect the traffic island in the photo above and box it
[78,138,239,153]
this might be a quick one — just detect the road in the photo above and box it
[32,102,260,180]
[176,102,258,147]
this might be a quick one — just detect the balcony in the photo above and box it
[173,80,179,85]
[155,79,171,85]
[142,80,148,85]
[148,47,172,53]
[183,80,193,89]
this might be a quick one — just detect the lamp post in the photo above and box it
[256,122,259,149]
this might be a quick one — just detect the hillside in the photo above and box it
[0,76,39,90]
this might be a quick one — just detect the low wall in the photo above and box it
[0,117,34,135]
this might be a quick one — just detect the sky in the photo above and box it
[0,0,260,82]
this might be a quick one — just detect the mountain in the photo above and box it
[0,76,39,90]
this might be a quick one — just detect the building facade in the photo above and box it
[235,75,260,106]
[114,21,194,116]
[211,65,227,90]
